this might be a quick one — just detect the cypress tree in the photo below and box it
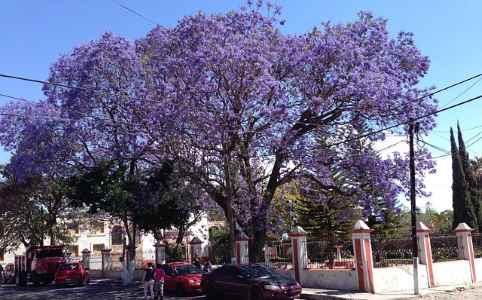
[458,123,482,231]
[451,127,477,228]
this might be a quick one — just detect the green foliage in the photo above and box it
[208,226,230,264]
[451,126,479,229]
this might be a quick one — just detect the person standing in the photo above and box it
[154,264,166,300]
[143,263,155,299]
[203,260,212,273]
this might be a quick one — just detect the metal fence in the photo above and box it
[265,241,292,269]
[303,240,354,270]
[89,255,103,270]
[371,235,413,268]
[471,233,482,258]
[430,235,459,262]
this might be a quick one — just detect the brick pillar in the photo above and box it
[417,222,435,287]
[455,223,477,284]
[289,226,307,284]
[101,249,112,276]
[154,241,166,265]
[352,220,374,293]
[81,249,91,270]
[235,231,249,265]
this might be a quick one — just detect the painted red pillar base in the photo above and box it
[352,220,374,293]
[455,223,477,284]
[417,222,435,287]
[289,226,307,284]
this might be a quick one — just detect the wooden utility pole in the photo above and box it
[409,122,419,295]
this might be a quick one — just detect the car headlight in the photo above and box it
[264,284,281,291]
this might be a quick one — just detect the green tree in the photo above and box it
[451,127,477,228]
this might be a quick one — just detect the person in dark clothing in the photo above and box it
[143,262,155,299]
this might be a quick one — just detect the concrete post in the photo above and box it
[417,222,435,287]
[455,223,477,284]
[101,249,112,276]
[335,245,343,261]
[289,226,307,284]
[264,245,271,268]
[81,249,91,270]
[352,220,374,293]
[154,241,166,265]
[189,237,203,262]
[235,231,249,265]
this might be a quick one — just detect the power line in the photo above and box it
[110,0,158,26]
[0,73,163,105]
[0,93,31,102]
[329,93,482,148]
[440,75,482,109]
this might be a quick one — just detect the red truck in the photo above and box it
[15,245,66,286]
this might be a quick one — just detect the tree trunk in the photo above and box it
[249,217,267,263]
[225,198,236,263]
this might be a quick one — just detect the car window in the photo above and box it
[239,265,273,278]
[175,264,203,275]
[59,263,78,271]
[162,265,176,276]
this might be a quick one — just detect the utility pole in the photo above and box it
[409,122,419,295]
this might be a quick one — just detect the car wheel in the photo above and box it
[251,287,264,300]
[206,289,219,300]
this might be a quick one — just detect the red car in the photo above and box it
[54,262,89,286]
[161,262,205,295]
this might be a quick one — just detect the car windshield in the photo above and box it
[36,249,64,258]
[175,265,203,275]
[239,265,274,278]
[59,263,79,271]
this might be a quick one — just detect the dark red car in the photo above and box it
[54,262,89,286]
[161,262,204,295]
[201,264,301,300]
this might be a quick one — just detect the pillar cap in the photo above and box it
[100,248,112,253]
[236,230,249,241]
[352,220,372,233]
[189,236,203,244]
[81,248,91,253]
[154,241,166,247]
[416,221,431,233]
[455,222,473,232]
[288,226,306,237]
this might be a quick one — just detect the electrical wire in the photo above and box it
[110,0,158,26]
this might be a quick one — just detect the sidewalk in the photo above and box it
[300,285,477,300]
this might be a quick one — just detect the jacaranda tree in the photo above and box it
[0,2,437,262]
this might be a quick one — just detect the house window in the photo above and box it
[93,244,105,255]
[0,249,4,261]
[111,226,123,245]
[67,223,80,235]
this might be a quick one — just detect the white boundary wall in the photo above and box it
[373,264,429,293]
[433,260,472,287]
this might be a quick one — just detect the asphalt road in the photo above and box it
[0,279,206,300]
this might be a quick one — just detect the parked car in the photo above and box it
[2,263,15,284]
[161,262,204,295]
[201,264,302,300]
[54,262,89,286]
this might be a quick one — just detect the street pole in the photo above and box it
[409,122,419,295]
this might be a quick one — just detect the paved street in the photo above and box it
[0,279,206,300]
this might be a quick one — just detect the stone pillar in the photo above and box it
[352,220,374,293]
[235,231,249,265]
[335,245,343,261]
[289,226,307,284]
[154,241,166,265]
[264,246,272,268]
[101,249,112,276]
[189,237,203,262]
[455,223,477,284]
[81,249,91,270]
[417,222,435,287]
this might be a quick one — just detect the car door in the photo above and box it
[215,266,250,299]
[162,265,177,291]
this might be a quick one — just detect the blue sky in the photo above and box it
[1,0,482,210]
